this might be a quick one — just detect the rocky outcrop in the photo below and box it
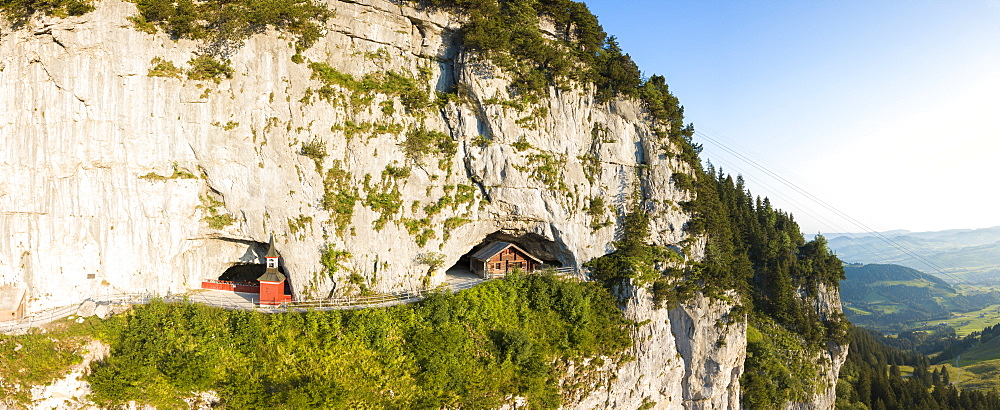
[25,338,108,409]
[562,285,746,409]
[786,283,849,410]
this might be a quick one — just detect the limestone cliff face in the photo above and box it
[562,286,746,409]
[0,0,842,408]
[786,283,849,410]
[0,0,694,307]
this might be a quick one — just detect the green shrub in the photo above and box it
[139,163,198,181]
[0,0,95,27]
[511,137,532,152]
[441,217,471,242]
[514,152,566,191]
[132,0,330,50]
[309,63,429,111]
[87,274,632,408]
[300,138,326,172]
[416,252,446,274]
[382,164,410,180]
[471,134,492,147]
[401,126,456,164]
[423,196,451,217]
[364,184,402,231]
[578,153,600,184]
[453,184,476,206]
[64,0,92,15]
[186,55,233,82]
[443,217,470,230]
[287,214,313,237]
[402,217,431,235]
[585,196,612,231]
[322,161,358,235]
[198,195,234,229]
[741,317,821,408]
[320,244,351,278]
[147,57,182,78]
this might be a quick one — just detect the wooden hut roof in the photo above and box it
[0,285,26,312]
[258,268,286,283]
[470,242,543,264]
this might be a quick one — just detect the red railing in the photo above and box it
[201,280,260,294]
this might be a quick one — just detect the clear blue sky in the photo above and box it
[583,0,1000,234]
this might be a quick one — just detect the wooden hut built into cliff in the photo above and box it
[0,285,26,322]
[469,242,542,279]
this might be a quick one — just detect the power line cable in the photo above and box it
[694,129,992,292]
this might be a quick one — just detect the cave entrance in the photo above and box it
[200,240,293,297]
[219,263,265,283]
[214,264,291,295]
[451,232,567,279]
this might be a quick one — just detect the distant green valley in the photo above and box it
[840,263,1000,332]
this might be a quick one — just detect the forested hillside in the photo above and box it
[837,327,1000,409]
[841,264,1000,331]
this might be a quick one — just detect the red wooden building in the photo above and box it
[469,242,542,279]
[257,237,292,306]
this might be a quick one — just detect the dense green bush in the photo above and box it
[132,0,330,51]
[321,161,358,235]
[401,125,457,164]
[186,55,233,82]
[299,138,326,171]
[309,63,430,111]
[0,0,94,27]
[741,317,822,408]
[87,273,631,408]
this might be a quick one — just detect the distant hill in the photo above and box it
[840,264,1000,331]
[825,226,1000,285]
[841,264,957,330]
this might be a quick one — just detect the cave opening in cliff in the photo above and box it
[452,231,569,278]
[208,240,293,296]
[216,264,293,295]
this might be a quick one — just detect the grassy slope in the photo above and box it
[917,304,1000,337]
[930,319,1000,390]
[0,317,104,403]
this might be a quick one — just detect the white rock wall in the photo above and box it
[0,0,692,307]
[563,285,746,410]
